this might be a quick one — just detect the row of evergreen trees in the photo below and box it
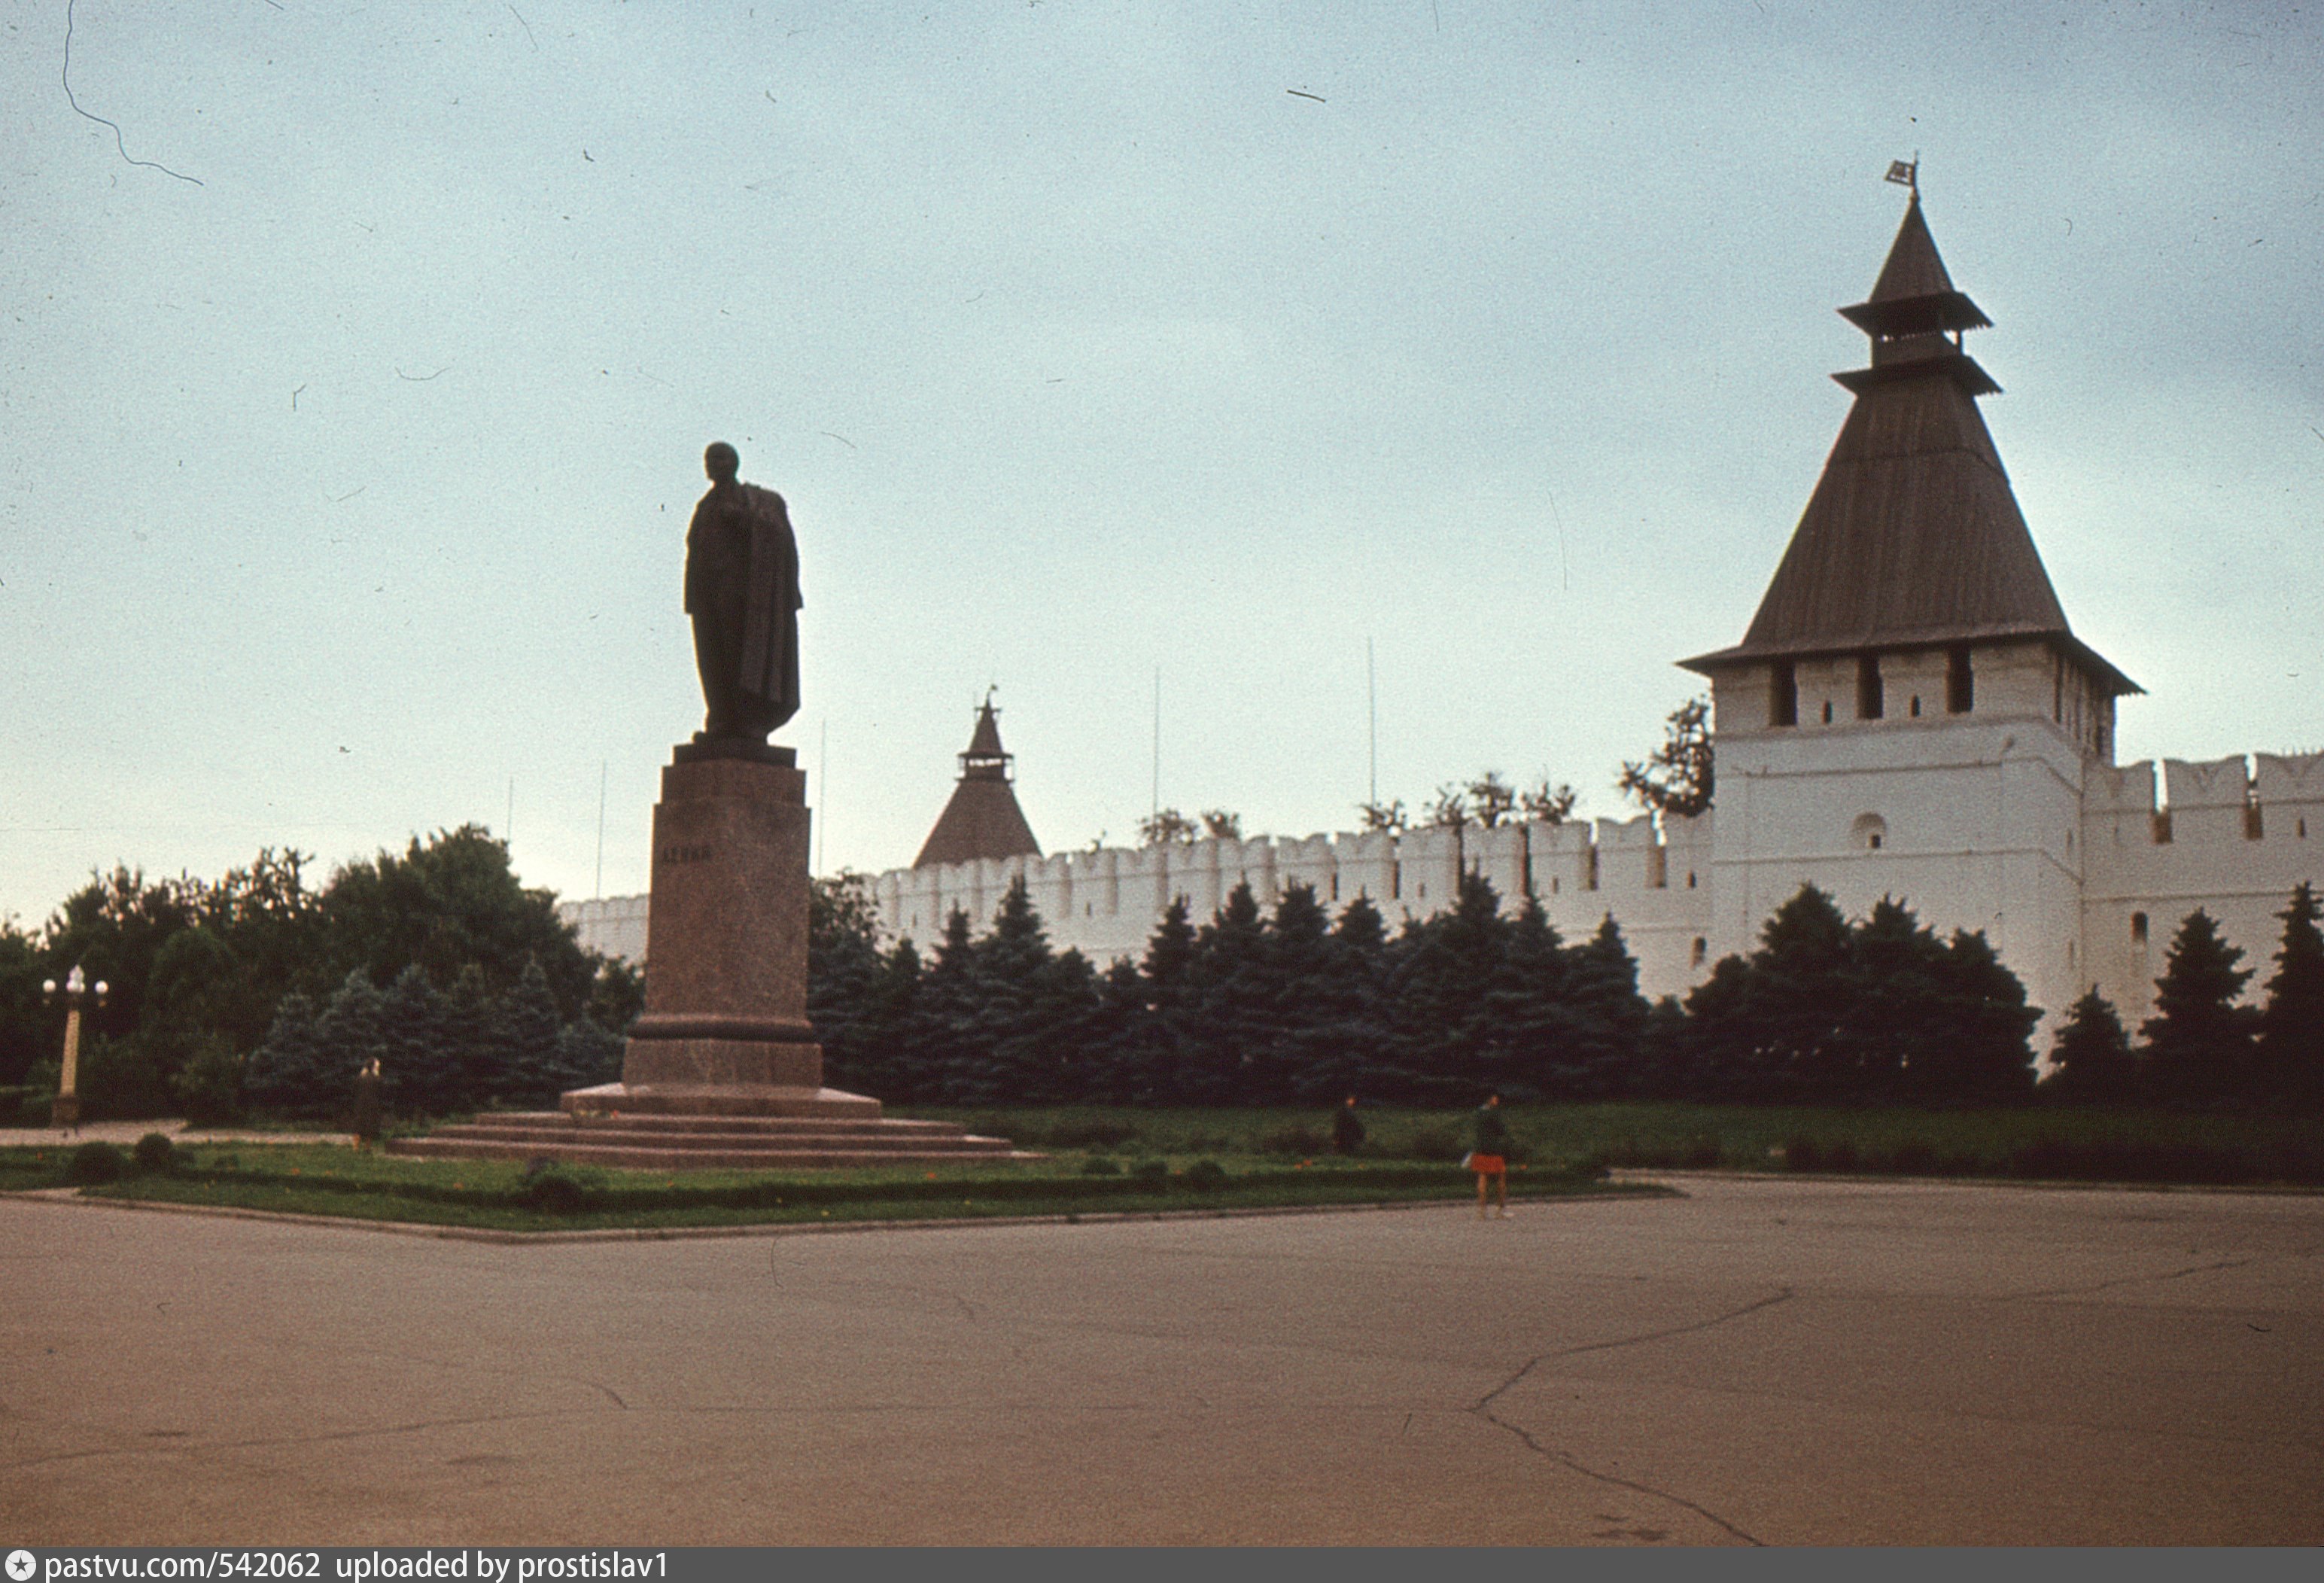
[2047,884,2324,1107]
[811,873,2038,1106]
[810,874,2324,1110]
[244,962,623,1120]
[812,872,1656,1107]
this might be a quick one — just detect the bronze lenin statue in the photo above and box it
[686,442,802,742]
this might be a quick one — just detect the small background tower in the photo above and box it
[914,694,1043,869]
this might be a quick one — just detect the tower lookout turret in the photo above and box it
[912,698,1044,869]
[1682,189,2137,750]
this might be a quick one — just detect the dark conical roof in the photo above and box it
[1869,194,1955,300]
[912,702,1043,869]
[1838,193,1993,340]
[1684,193,2136,696]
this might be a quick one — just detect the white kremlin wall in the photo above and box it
[561,747,2324,1038]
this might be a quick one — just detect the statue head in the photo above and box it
[704,442,740,484]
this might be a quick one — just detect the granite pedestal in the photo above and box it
[391,741,1021,1170]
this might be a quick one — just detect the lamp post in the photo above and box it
[41,965,108,1132]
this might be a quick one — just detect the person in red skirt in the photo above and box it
[1469,1093,1510,1219]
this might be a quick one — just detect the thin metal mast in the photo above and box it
[1366,637,1377,806]
[1151,665,1161,823]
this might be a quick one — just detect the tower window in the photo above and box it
[1690,937,1708,968]
[1851,813,1888,851]
[2131,912,2149,945]
[1909,695,1921,717]
[1771,662,1798,727]
[1857,654,1884,720]
[1821,699,1834,724]
[1947,647,1974,714]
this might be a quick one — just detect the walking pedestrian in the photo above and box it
[1331,1096,1366,1155]
[1469,1093,1510,1219]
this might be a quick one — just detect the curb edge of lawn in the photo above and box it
[1,1180,1665,1244]
[1612,1167,2324,1196]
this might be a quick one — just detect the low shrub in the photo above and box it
[1130,1159,1169,1184]
[65,1142,129,1185]
[1180,1159,1228,1192]
[1885,1140,1940,1176]
[1683,1134,1725,1168]
[1822,1140,1858,1173]
[131,1133,177,1175]
[1783,1136,1821,1171]
[519,1165,599,1214]
[1257,1124,1325,1156]
[1080,1155,1121,1176]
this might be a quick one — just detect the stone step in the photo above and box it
[421,1122,1009,1152]
[383,1136,1033,1171]
[476,1111,972,1137]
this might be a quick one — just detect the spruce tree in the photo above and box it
[2140,909,2259,1104]
[808,872,888,1094]
[438,963,497,1113]
[552,1018,624,1093]
[1305,895,1395,1101]
[969,876,1066,1104]
[919,907,984,1103]
[2043,989,2136,1103]
[1695,884,1853,1102]
[858,939,930,1102]
[1921,929,2038,1103]
[315,968,388,1115]
[1383,872,1508,1101]
[1564,915,1650,1099]
[2256,883,2324,1107]
[1841,897,1948,1100]
[1253,881,1337,1104]
[1182,882,1270,1103]
[1477,890,1571,1100]
[486,960,566,1107]
[376,963,452,1116]
[243,990,330,1116]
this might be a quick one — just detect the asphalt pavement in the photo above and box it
[3,1175,2317,1545]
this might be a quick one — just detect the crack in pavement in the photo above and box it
[2003,1256,2258,1301]
[1470,1288,1794,1546]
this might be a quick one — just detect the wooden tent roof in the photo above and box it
[912,702,1044,869]
[1684,195,2137,696]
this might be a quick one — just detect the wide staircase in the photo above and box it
[385,1111,1028,1171]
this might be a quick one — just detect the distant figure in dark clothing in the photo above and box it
[1331,1096,1365,1155]
[1470,1094,1510,1219]
[350,1057,382,1146]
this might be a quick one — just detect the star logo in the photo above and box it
[6,1549,37,1581]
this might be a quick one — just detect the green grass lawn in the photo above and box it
[5,1101,2313,1234]
[0,1134,1641,1234]
[905,1101,2324,1186]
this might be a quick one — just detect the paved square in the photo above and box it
[4,1177,2318,1544]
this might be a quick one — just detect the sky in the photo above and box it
[3,0,2319,927]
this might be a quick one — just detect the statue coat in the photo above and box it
[686,480,802,735]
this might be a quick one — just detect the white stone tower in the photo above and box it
[1680,189,2140,1026]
